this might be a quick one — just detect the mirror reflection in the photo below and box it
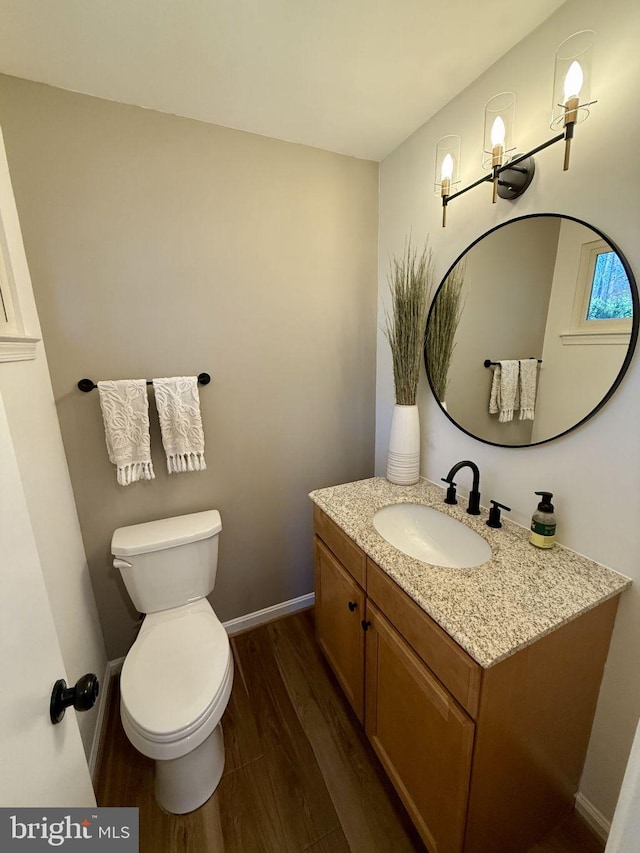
[425,214,638,447]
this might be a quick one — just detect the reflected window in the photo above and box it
[586,251,633,321]
[569,239,632,341]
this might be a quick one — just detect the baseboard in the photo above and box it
[575,791,611,842]
[222,592,315,636]
[108,656,125,677]
[88,658,117,782]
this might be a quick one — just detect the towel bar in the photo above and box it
[77,373,211,392]
[484,359,542,368]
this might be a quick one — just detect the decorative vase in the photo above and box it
[386,404,420,485]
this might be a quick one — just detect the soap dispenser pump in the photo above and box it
[530,491,556,549]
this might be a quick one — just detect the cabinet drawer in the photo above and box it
[313,505,366,587]
[367,559,481,718]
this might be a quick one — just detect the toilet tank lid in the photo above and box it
[111,510,222,557]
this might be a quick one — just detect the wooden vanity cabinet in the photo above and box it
[312,506,620,853]
[314,536,365,721]
[463,592,620,853]
[365,600,474,853]
[313,506,366,721]
[366,556,481,718]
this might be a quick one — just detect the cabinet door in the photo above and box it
[314,536,365,722]
[365,602,474,853]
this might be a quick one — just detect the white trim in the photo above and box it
[0,127,43,362]
[223,593,315,636]
[560,330,630,346]
[575,791,611,842]
[0,334,40,362]
[107,656,125,677]
[88,659,117,782]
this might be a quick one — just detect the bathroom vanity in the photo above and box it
[310,478,630,853]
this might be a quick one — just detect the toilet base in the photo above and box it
[154,723,225,814]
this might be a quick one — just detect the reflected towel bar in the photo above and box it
[484,359,542,368]
[77,373,211,392]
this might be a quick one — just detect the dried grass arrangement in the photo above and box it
[384,239,435,406]
[426,260,466,403]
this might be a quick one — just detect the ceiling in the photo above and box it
[0,0,566,161]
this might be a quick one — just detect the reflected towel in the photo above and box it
[489,360,519,423]
[519,359,538,420]
[97,379,155,485]
[152,376,207,474]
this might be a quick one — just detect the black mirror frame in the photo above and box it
[424,213,639,448]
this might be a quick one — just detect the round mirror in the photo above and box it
[425,214,638,447]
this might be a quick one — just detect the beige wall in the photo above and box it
[0,75,379,660]
[377,0,640,824]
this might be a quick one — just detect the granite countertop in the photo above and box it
[309,477,631,668]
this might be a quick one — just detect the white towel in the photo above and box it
[519,359,538,420]
[97,380,155,486]
[489,360,520,423]
[152,377,207,474]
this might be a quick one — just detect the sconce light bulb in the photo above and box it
[441,153,454,181]
[491,116,506,147]
[563,60,584,101]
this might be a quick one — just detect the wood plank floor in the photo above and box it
[96,609,605,853]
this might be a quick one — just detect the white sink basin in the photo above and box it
[372,503,492,569]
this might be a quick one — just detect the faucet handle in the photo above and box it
[487,499,511,529]
[441,478,457,505]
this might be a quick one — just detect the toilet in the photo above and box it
[111,510,233,815]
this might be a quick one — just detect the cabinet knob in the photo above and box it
[348,601,357,612]
[361,619,372,631]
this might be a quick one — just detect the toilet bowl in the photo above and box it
[112,510,233,814]
[119,599,233,813]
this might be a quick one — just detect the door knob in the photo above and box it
[50,673,99,724]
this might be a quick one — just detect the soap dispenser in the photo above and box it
[530,491,556,549]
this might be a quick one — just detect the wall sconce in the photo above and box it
[437,30,596,227]
[551,30,595,170]
[434,135,461,227]
[483,92,516,203]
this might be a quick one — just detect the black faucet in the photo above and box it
[441,460,482,515]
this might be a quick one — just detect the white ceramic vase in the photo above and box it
[386,404,420,485]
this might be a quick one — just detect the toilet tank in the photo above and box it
[111,510,222,614]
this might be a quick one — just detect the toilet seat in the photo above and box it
[120,599,233,760]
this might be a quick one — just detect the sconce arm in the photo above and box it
[443,130,566,211]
